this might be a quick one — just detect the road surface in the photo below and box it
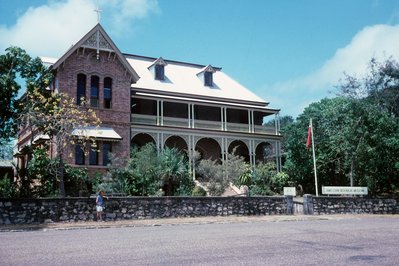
[1,216,398,265]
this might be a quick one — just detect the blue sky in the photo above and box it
[1,0,399,118]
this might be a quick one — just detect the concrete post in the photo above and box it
[303,194,314,215]
[285,196,294,215]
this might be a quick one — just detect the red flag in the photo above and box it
[306,124,312,149]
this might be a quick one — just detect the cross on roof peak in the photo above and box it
[94,6,102,23]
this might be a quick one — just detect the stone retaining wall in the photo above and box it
[0,196,293,225]
[303,195,398,215]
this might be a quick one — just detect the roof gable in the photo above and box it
[148,57,167,69]
[52,24,139,83]
[197,64,216,75]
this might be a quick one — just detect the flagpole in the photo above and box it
[310,118,319,196]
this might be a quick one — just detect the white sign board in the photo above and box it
[322,186,368,195]
[284,187,296,196]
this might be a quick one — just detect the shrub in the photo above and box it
[192,186,207,196]
[0,174,17,198]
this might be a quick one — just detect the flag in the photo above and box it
[306,123,312,149]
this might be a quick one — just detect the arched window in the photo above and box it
[76,74,86,105]
[104,77,112,109]
[89,142,98,165]
[103,142,112,166]
[90,75,99,107]
[75,144,85,165]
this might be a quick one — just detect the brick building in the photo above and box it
[16,23,282,178]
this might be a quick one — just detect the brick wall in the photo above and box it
[57,49,132,171]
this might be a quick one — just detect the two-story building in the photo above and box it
[16,23,282,178]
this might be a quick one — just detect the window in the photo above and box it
[75,145,85,165]
[77,74,86,105]
[103,142,112,166]
[104,77,112,109]
[155,64,164,80]
[204,71,213,87]
[90,76,99,107]
[89,142,99,165]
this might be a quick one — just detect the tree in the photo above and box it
[0,141,13,160]
[250,162,282,196]
[23,88,100,197]
[196,159,226,196]
[283,96,399,195]
[339,57,399,117]
[195,150,247,196]
[26,147,57,197]
[0,47,51,144]
[100,143,194,196]
[159,147,193,196]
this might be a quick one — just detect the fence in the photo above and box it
[303,194,398,215]
[0,196,293,225]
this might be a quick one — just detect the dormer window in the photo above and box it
[197,64,216,87]
[148,57,167,81]
[155,64,164,80]
[204,71,213,87]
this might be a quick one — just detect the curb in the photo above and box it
[1,214,397,232]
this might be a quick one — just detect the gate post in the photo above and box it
[303,194,314,215]
[285,195,294,215]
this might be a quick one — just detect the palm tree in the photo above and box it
[159,147,189,196]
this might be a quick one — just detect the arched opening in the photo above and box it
[195,138,221,162]
[255,142,273,164]
[131,133,155,149]
[228,140,250,162]
[164,136,188,155]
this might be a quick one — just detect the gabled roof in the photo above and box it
[127,55,268,107]
[148,57,167,69]
[51,24,139,83]
[197,64,216,75]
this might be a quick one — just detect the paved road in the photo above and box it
[1,216,398,265]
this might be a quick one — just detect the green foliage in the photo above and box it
[159,147,193,196]
[23,87,100,197]
[284,90,399,195]
[225,149,246,184]
[63,164,89,196]
[0,174,17,198]
[191,186,207,196]
[238,163,252,186]
[126,143,163,196]
[27,147,57,197]
[250,162,285,196]
[196,159,226,196]
[339,57,399,117]
[0,46,52,144]
[25,147,88,197]
[273,172,290,193]
[0,141,13,160]
[195,151,247,196]
[102,143,193,196]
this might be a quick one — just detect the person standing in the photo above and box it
[96,190,107,222]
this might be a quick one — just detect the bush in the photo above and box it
[0,174,17,198]
[192,186,207,196]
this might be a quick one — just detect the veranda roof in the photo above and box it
[71,127,122,141]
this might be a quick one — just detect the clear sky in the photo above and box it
[1,0,399,118]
